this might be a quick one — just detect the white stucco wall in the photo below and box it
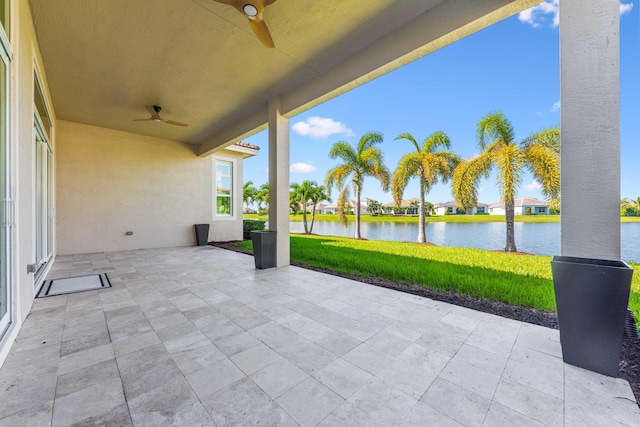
[56,121,244,255]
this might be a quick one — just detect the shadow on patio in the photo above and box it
[0,246,638,426]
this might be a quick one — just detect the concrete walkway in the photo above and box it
[0,246,638,426]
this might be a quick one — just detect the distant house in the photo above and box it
[488,197,550,215]
[318,198,372,215]
[433,201,488,215]
[383,198,422,215]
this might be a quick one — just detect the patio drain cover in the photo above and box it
[37,273,111,298]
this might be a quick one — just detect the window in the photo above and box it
[476,206,485,213]
[536,207,547,214]
[447,207,454,213]
[215,159,233,216]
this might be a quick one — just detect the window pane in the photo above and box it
[217,196,231,215]
[215,160,233,216]
[216,161,231,177]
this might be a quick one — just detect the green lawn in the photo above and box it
[236,234,640,318]
[244,213,640,223]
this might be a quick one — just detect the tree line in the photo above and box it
[245,111,560,253]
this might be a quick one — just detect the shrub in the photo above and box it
[243,219,266,240]
[475,212,489,215]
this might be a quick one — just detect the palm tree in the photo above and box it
[367,200,382,216]
[290,180,329,234]
[392,132,460,243]
[452,112,560,252]
[325,131,390,239]
[255,183,269,215]
[243,181,257,209]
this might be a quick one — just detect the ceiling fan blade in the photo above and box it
[250,19,274,48]
[263,0,276,5]
[133,118,154,122]
[145,105,157,116]
[211,0,235,4]
[161,119,189,127]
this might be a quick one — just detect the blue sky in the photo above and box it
[243,1,639,206]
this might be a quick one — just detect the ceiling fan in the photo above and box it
[133,106,188,127]
[212,0,277,48]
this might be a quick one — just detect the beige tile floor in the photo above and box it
[0,246,638,426]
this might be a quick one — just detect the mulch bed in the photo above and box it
[210,240,640,405]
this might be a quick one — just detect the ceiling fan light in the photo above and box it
[243,4,258,17]
[153,118,161,122]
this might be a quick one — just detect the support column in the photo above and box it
[268,97,290,267]
[560,0,620,260]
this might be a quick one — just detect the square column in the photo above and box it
[560,0,620,260]
[268,97,290,267]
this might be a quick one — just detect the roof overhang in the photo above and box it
[28,0,538,156]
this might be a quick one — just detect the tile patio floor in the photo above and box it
[0,246,638,426]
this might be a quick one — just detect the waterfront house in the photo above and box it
[488,197,550,215]
[434,201,489,215]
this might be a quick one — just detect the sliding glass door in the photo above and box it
[34,118,51,280]
[0,36,10,335]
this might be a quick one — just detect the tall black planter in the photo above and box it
[194,224,210,246]
[251,230,276,269]
[551,256,633,377]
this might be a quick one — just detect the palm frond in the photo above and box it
[495,144,524,203]
[328,142,356,164]
[358,131,384,154]
[452,152,493,209]
[337,187,351,227]
[521,127,560,154]
[325,164,353,195]
[476,112,515,151]
[423,131,451,153]
[523,143,560,201]
[395,133,420,152]
[392,153,421,204]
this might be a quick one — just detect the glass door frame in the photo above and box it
[0,29,11,338]
[33,112,51,282]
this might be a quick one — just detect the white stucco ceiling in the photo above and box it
[28,0,537,154]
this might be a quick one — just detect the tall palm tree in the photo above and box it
[325,132,390,239]
[290,180,329,234]
[392,132,460,243]
[452,112,560,252]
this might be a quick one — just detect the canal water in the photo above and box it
[289,221,640,263]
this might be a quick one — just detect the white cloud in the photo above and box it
[621,2,634,15]
[291,117,354,139]
[551,101,560,113]
[290,162,317,173]
[524,181,542,192]
[518,0,559,28]
[478,187,484,193]
[519,1,632,28]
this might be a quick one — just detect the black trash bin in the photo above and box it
[551,256,633,377]
[251,230,276,269]
[194,224,210,246]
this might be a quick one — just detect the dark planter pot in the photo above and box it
[251,230,276,269]
[551,256,633,377]
[194,224,210,246]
